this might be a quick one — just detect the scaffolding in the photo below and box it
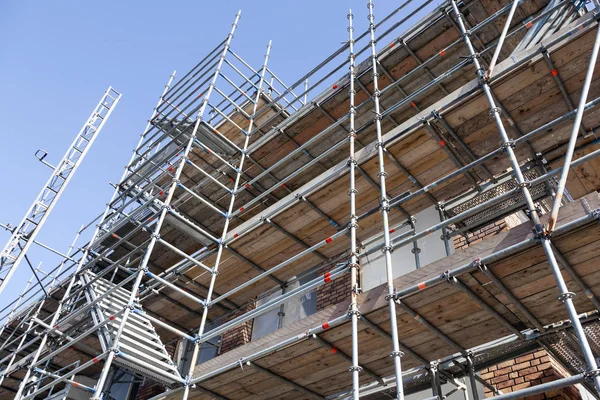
[1,0,600,398]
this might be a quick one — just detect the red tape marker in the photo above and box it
[551,69,558,76]
[93,357,99,363]
[324,272,331,283]
[239,207,245,212]
[331,347,338,354]
[417,282,427,290]
[389,228,395,233]
[439,140,446,147]
[410,101,417,108]
[440,49,446,57]
[325,237,333,244]
[332,84,338,89]
[322,322,330,330]
[234,233,239,238]
[109,315,115,321]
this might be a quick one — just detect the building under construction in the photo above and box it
[2,0,600,398]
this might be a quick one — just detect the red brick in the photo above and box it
[516,354,534,363]
[497,379,515,389]
[497,359,515,369]
[512,361,532,371]
[491,375,510,384]
[524,371,545,381]
[495,367,512,376]
[518,366,538,377]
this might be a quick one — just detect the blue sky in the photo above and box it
[0,1,438,309]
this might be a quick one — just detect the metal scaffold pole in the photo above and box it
[367,1,405,398]
[347,9,362,400]
[0,87,120,296]
[4,2,600,399]
[90,13,242,397]
[11,76,173,400]
[450,0,600,393]
[179,12,256,400]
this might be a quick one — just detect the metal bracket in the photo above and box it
[489,106,502,116]
[35,149,56,170]
[501,139,516,151]
[442,270,452,283]
[558,292,576,302]
[584,368,600,379]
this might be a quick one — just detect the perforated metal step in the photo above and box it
[445,169,549,234]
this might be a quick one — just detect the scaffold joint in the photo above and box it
[390,350,404,358]
[442,270,452,283]
[501,139,516,151]
[558,292,576,302]
[489,106,502,116]
[348,308,361,317]
[518,180,531,188]
[348,365,363,372]
[584,368,600,379]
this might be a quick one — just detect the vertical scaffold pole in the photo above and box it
[548,23,600,231]
[347,9,362,400]
[367,1,405,398]
[90,14,241,398]
[181,21,271,400]
[450,0,600,393]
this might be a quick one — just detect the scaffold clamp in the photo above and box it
[558,291,576,302]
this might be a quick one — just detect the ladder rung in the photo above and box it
[35,202,49,210]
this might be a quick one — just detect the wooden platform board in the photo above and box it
[3,0,600,397]
[156,192,600,400]
[125,4,600,342]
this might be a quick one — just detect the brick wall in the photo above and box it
[220,302,255,354]
[480,349,582,399]
[454,216,583,398]
[316,264,351,311]
[453,219,508,250]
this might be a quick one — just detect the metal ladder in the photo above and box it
[0,87,121,296]
[83,272,183,385]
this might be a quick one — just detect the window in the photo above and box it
[251,272,317,340]
[361,205,453,292]
[175,322,221,371]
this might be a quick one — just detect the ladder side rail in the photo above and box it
[0,88,121,295]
